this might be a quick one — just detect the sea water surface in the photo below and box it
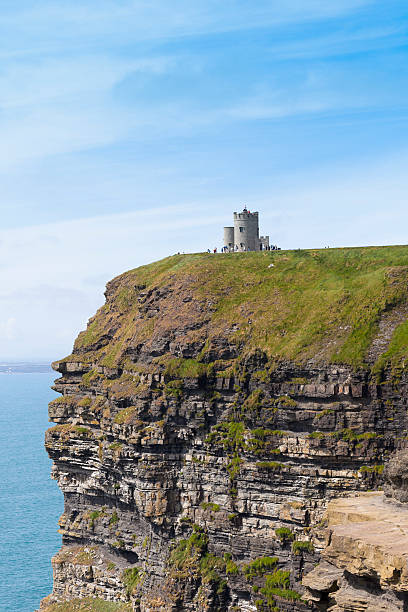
[0,373,63,612]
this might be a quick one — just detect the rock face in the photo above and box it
[40,250,408,611]
[384,449,408,503]
[303,493,408,610]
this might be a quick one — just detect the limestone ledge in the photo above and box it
[303,492,408,611]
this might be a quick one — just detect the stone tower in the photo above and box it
[223,206,269,252]
[223,226,234,251]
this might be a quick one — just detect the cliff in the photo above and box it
[40,247,408,612]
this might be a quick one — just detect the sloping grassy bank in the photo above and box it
[41,599,131,612]
[69,245,408,372]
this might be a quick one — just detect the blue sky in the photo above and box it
[1,0,408,359]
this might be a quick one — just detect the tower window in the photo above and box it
[239,227,244,232]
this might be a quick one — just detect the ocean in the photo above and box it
[0,372,63,612]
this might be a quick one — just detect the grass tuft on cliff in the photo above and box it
[41,598,132,611]
[63,246,408,371]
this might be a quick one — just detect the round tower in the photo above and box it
[223,227,234,251]
[233,207,259,251]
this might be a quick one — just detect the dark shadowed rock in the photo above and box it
[384,449,408,503]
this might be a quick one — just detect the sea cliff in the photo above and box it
[40,247,408,611]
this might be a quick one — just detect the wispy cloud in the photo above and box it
[0,1,377,52]
[0,52,176,169]
[1,148,408,358]
[0,0,403,177]
[0,318,16,341]
[275,25,407,60]
[227,95,331,121]
[0,55,171,110]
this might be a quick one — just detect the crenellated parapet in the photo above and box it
[223,206,269,252]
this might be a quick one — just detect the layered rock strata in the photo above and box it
[40,250,408,611]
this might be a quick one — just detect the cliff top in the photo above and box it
[61,245,408,374]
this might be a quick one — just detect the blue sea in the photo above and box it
[0,373,63,612]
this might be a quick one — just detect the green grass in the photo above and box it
[49,396,77,408]
[223,553,239,575]
[164,379,184,399]
[164,357,208,379]
[46,424,93,440]
[206,421,246,453]
[274,395,297,408]
[358,432,378,440]
[113,406,138,425]
[309,429,380,443]
[78,397,92,408]
[122,567,142,596]
[243,556,278,580]
[373,318,408,379]
[308,431,326,439]
[170,525,209,569]
[75,426,92,436]
[256,461,286,470]
[108,442,122,452]
[359,464,384,474]
[275,527,295,542]
[253,568,299,610]
[81,369,101,386]
[315,408,334,419]
[227,455,242,480]
[261,586,301,602]
[109,510,119,525]
[169,525,227,594]
[292,540,314,555]
[88,510,103,528]
[243,389,265,412]
[201,502,221,512]
[63,247,408,372]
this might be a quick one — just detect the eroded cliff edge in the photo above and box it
[40,248,408,611]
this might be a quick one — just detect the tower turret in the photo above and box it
[223,226,234,251]
[233,207,259,251]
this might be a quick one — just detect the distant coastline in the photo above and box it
[0,362,53,374]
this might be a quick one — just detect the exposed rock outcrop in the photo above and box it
[303,493,408,610]
[384,449,408,503]
[39,250,408,611]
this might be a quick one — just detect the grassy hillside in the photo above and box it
[71,246,408,373]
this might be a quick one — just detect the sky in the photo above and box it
[1,0,408,360]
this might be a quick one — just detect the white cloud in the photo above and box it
[227,97,331,121]
[0,318,16,341]
[0,55,171,110]
[1,149,408,359]
[267,25,407,61]
[0,1,376,52]
[0,0,393,177]
[0,52,176,170]
[0,106,125,170]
